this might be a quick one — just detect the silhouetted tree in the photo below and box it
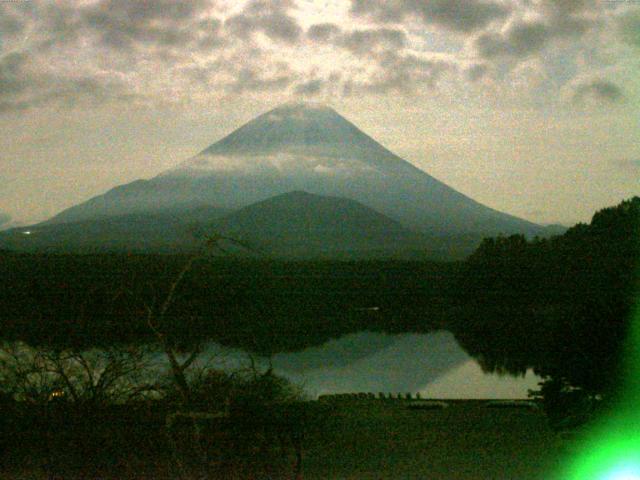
[453,197,640,426]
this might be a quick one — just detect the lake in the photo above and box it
[199,330,541,399]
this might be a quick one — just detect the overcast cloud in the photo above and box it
[350,0,511,33]
[0,0,636,111]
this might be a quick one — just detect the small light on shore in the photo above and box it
[48,390,65,401]
[22,230,31,235]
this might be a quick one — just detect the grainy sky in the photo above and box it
[0,0,638,227]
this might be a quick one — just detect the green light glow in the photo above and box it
[602,463,640,480]
[562,300,640,480]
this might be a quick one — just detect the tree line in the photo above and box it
[449,196,639,424]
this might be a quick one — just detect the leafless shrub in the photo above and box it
[0,342,158,406]
[144,234,253,406]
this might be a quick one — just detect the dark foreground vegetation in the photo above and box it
[1,392,565,479]
[0,362,326,479]
[452,196,639,427]
[0,197,638,477]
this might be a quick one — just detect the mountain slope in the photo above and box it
[4,102,560,258]
[0,206,229,253]
[47,103,540,236]
[174,103,541,235]
[210,190,428,258]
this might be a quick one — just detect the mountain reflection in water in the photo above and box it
[201,331,540,399]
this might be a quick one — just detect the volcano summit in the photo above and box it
[2,103,552,258]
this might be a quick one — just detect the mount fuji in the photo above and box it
[1,103,554,258]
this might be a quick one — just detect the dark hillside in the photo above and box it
[451,197,640,401]
[211,191,429,258]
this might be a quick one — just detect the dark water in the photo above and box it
[201,330,540,399]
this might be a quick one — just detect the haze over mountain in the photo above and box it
[1,103,557,257]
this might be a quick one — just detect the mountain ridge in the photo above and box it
[209,190,429,258]
[47,103,540,234]
[2,102,557,259]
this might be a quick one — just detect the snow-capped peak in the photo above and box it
[165,102,416,178]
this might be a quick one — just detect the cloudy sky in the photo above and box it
[0,0,638,227]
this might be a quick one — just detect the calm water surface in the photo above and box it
[200,330,540,399]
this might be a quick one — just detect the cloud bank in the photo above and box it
[0,0,637,113]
